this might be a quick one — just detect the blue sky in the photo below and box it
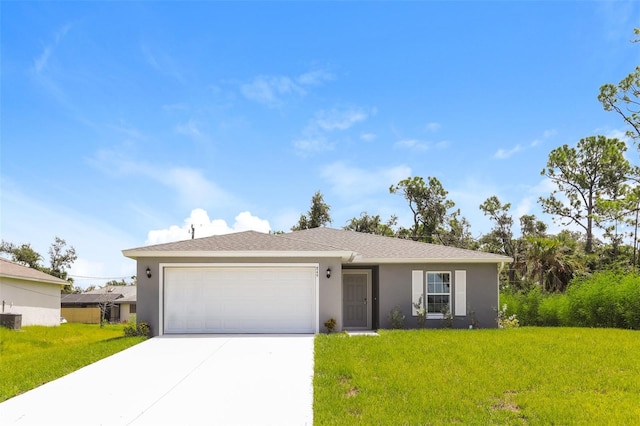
[2,1,638,288]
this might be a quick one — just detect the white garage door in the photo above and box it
[163,265,318,334]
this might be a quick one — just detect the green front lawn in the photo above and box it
[314,328,640,425]
[0,323,146,402]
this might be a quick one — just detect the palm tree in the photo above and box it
[522,236,581,292]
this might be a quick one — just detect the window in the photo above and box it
[426,272,451,316]
[412,271,453,319]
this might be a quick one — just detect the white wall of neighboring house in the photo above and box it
[120,303,131,323]
[0,277,61,326]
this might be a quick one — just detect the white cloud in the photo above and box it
[360,133,377,142]
[140,43,185,83]
[163,103,188,112]
[293,107,369,156]
[320,161,411,199]
[161,167,232,208]
[425,122,441,132]
[599,128,633,143]
[514,197,534,218]
[494,129,557,159]
[494,144,523,159]
[394,139,430,152]
[175,119,202,138]
[89,149,235,209]
[240,75,304,107]
[314,108,367,131]
[293,136,333,156]
[394,138,449,152]
[32,24,70,74]
[174,119,211,146]
[241,68,334,107]
[34,46,53,74]
[146,209,271,244]
[297,69,334,85]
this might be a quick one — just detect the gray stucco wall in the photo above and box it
[135,257,343,336]
[377,263,500,329]
[135,257,500,335]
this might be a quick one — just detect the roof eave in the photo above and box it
[349,257,513,264]
[0,273,68,286]
[122,250,355,261]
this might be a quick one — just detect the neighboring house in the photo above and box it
[61,286,136,324]
[0,257,67,326]
[122,227,512,336]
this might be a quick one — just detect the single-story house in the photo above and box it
[61,286,137,324]
[0,257,68,327]
[123,227,512,336]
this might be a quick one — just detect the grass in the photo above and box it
[0,323,146,402]
[314,328,640,425]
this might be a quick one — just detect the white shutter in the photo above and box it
[454,270,467,316]
[411,270,424,316]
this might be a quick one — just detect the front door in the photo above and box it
[343,270,371,329]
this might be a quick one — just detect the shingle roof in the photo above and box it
[124,230,341,253]
[284,228,511,262]
[61,293,123,304]
[86,286,136,303]
[123,228,511,264]
[0,257,68,285]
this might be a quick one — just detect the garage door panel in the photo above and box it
[163,266,317,334]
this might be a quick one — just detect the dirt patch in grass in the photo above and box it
[491,390,521,413]
[345,387,359,398]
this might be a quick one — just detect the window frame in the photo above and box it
[425,271,451,319]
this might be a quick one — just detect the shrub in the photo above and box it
[500,287,543,326]
[388,306,405,329]
[500,271,640,330]
[124,321,150,337]
[413,295,426,328]
[324,318,337,333]
[567,271,640,329]
[497,304,519,328]
[538,293,570,326]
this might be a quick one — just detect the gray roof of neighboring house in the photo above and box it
[61,293,124,305]
[0,257,68,286]
[86,286,136,303]
[62,286,137,305]
[123,228,511,264]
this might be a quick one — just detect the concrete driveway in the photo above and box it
[0,335,314,426]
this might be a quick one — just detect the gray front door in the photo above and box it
[343,271,371,328]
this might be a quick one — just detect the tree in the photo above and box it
[522,236,581,292]
[96,292,115,328]
[519,214,547,238]
[478,196,521,287]
[389,176,455,243]
[539,136,631,253]
[0,240,43,269]
[47,236,77,282]
[598,28,640,143]
[104,276,136,286]
[291,191,332,231]
[436,210,477,249]
[344,212,397,236]
[479,196,514,257]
